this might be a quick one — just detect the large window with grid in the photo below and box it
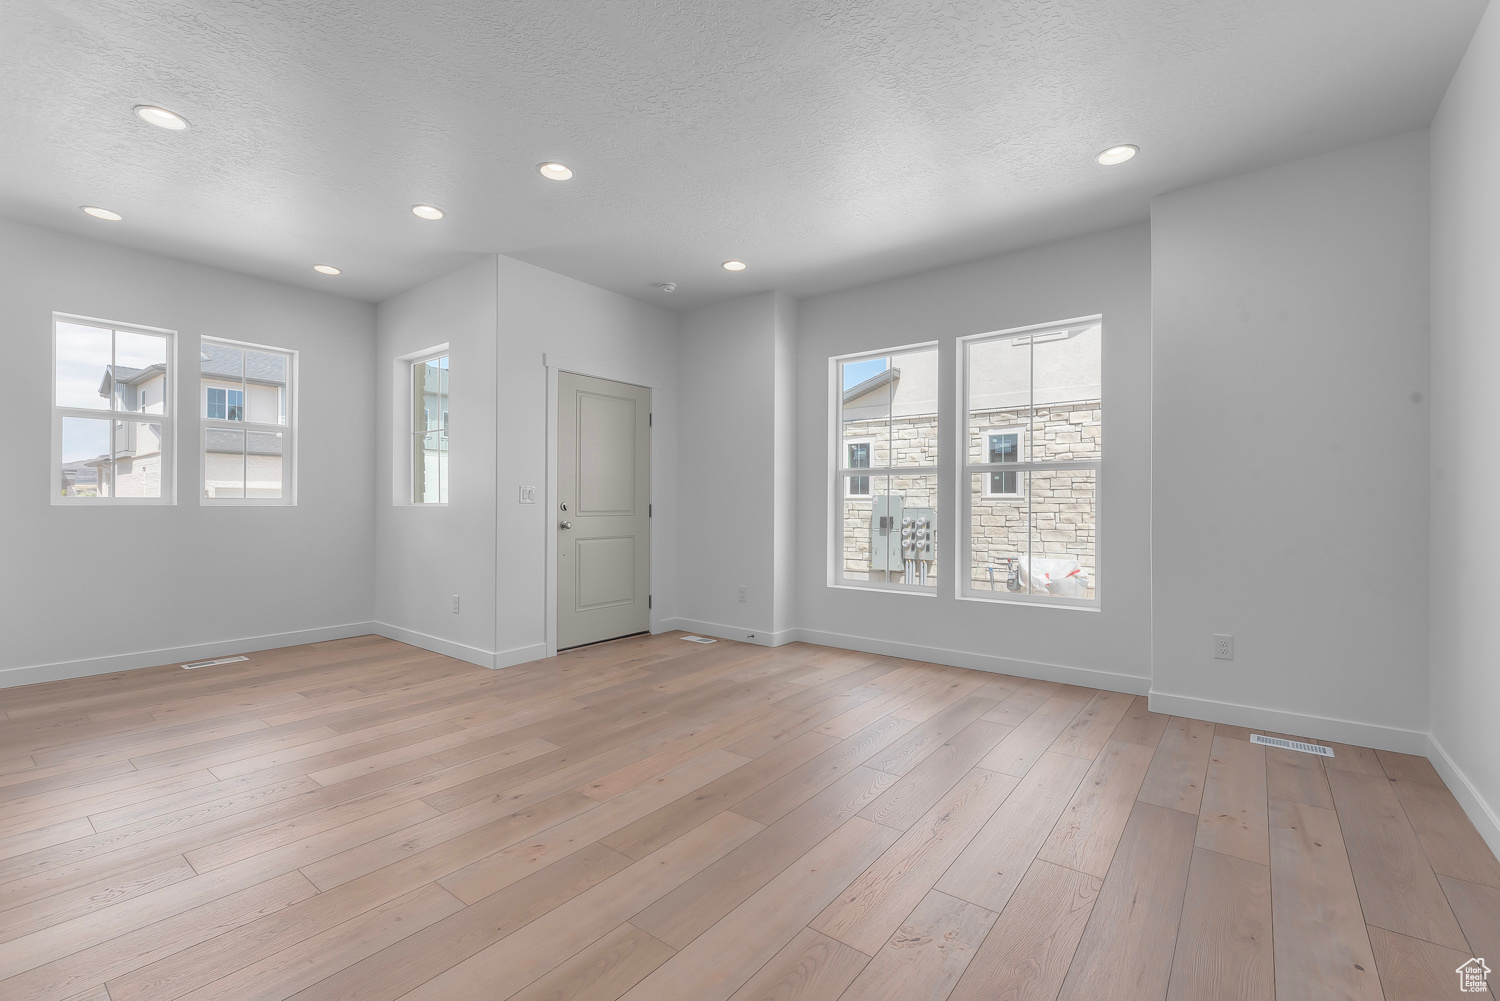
[960,317,1101,605]
[412,352,448,504]
[200,338,295,503]
[53,314,174,503]
[831,343,939,592]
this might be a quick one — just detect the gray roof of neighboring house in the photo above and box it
[201,343,288,386]
[205,428,284,455]
[842,367,899,405]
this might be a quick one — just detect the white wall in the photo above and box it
[1150,131,1432,749]
[791,224,1153,691]
[375,257,499,666]
[494,255,681,661]
[1429,2,1500,852]
[0,218,377,685]
[676,291,797,642]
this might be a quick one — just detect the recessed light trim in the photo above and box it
[1096,144,1138,166]
[312,264,341,275]
[538,162,573,181]
[134,105,189,131]
[411,204,444,220]
[81,206,122,221]
[722,260,747,272]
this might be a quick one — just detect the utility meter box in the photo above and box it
[901,508,937,562]
[869,495,904,572]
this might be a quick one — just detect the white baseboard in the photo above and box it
[1146,689,1432,755]
[1426,733,1500,861]
[655,618,798,648]
[790,626,1151,694]
[370,622,546,671]
[0,621,379,690]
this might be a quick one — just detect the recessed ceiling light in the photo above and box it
[538,162,573,181]
[722,260,747,272]
[81,206,122,221]
[134,105,189,131]
[313,264,341,275]
[1096,144,1138,166]
[411,204,444,220]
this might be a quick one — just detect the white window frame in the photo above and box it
[199,336,297,506]
[51,312,176,506]
[829,341,940,595]
[410,349,449,505]
[843,437,874,499]
[957,315,1102,610]
[979,426,1026,499]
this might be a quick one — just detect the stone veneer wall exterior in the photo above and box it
[840,401,1100,597]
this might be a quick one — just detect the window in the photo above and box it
[844,438,873,497]
[832,343,939,592]
[981,428,1025,498]
[201,338,294,503]
[412,353,448,504]
[961,317,1101,605]
[53,314,173,503]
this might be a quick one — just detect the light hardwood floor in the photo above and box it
[0,633,1496,1001]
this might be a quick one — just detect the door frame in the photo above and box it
[543,353,659,658]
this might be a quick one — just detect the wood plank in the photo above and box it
[1366,924,1488,1001]
[1196,734,1269,865]
[857,719,1014,831]
[1268,797,1384,1001]
[613,817,901,1001]
[1388,773,1500,889]
[1036,738,1155,876]
[811,766,1016,955]
[1049,689,1135,759]
[1055,802,1197,1001]
[723,928,869,1001]
[1167,848,1274,1001]
[836,890,996,1001]
[863,696,995,777]
[948,859,1100,1001]
[1324,765,1469,951]
[1439,874,1500,967]
[733,714,918,825]
[1137,717,1215,814]
[934,751,1093,913]
[1322,741,1386,776]
[504,923,675,1001]
[977,696,1087,778]
[632,764,898,949]
[1265,745,1334,809]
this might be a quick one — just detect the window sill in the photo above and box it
[828,581,937,597]
[956,592,1100,612]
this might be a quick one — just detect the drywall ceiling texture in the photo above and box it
[1429,1,1500,852]
[0,0,1487,309]
[1151,131,1431,751]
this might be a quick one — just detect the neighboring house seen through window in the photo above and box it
[413,353,449,504]
[200,338,295,503]
[53,314,174,504]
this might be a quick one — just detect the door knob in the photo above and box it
[559,521,572,530]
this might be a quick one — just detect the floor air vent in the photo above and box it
[680,636,718,644]
[181,656,250,670]
[1250,734,1334,757]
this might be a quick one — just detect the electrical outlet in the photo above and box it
[451,595,461,614]
[737,585,748,603]
[518,485,536,504]
[1214,634,1234,660]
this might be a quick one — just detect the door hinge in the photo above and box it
[649,503,652,517]
[649,413,653,427]
[648,594,653,609]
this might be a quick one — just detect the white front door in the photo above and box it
[556,372,651,649]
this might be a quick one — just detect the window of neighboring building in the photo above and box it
[831,343,939,592]
[844,438,873,497]
[53,314,174,504]
[961,317,1101,605]
[981,428,1025,498]
[412,352,448,504]
[200,338,295,503]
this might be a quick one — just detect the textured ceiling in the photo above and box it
[0,0,1488,309]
